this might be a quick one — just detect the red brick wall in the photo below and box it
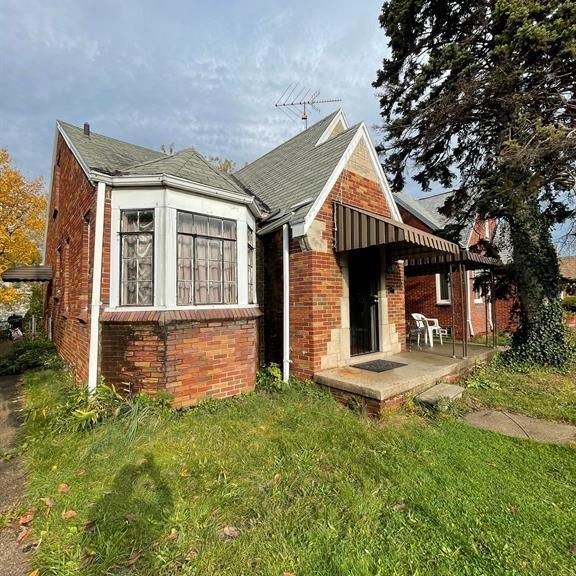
[44,135,97,381]
[399,205,514,338]
[289,169,404,379]
[100,311,260,408]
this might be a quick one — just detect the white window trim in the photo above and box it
[109,187,256,310]
[435,273,451,305]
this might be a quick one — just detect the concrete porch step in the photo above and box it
[414,383,464,408]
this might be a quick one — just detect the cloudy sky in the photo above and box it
[0,0,391,184]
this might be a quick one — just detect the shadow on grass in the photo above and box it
[81,453,173,573]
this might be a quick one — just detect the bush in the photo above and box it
[0,337,62,375]
[256,363,286,393]
[562,295,576,313]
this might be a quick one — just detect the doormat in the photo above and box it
[352,359,407,373]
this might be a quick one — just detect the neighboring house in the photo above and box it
[395,192,515,337]
[6,111,493,406]
[560,256,576,297]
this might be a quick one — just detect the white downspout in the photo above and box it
[466,271,474,337]
[87,181,106,394]
[282,224,290,382]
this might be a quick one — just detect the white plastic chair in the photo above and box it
[411,313,447,348]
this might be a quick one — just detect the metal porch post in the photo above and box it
[459,262,468,359]
[490,269,497,348]
[449,263,456,358]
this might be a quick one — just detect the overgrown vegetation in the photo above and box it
[463,355,576,425]
[14,369,576,575]
[0,337,61,375]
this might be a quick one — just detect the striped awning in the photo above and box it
[404,251,502,277]
[1,265,53,282]
[334,202,460,258]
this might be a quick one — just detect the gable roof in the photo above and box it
[57,121,164,174]
[125,148,249,196]
[235,111,355,223]
[397,190,474,247]
[235,110,401,231]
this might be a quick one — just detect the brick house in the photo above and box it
[14,110,499,406]
[395,192,515,338]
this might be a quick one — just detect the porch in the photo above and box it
[315,342,499,416]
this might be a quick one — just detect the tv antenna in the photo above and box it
[275,84,341,129]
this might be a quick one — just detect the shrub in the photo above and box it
[256,363,285,393]
[0,337,62,375]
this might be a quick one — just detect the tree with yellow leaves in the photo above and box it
[0,149,47,307]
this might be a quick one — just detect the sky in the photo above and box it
[0,0,391,183]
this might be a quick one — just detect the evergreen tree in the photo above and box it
[374,0,576,365]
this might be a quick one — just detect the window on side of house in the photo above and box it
[247,225,255,304]
[436,272,451,304]
[120,209,154,306]
[473,271,483,304]
[177,211,237,305]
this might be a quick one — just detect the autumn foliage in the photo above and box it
[0,148,47,306]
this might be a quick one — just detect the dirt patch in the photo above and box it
[0,373,32,576]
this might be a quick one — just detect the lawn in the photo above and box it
[463,358,576,425]
[16,369,576,576]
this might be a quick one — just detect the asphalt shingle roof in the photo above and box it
[58,121,164,174]
[394,192,443,230]
[125,148,249,195]
[235,110,359,224]
[58,121,251,198]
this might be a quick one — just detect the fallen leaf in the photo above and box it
[392,503,406,512]
[127,551,142,566]
[510,506,519,514]
[180,469,191,478]
[57,483,70,494]
[76,469,86,477]
[165,528,178,542]
[17,527,30,543]
[137,458,148,466]
[21,540,39,553]
[81,520,96,532]
[570,543,576,555]
[274,473,281,482]
[192,495,200,501]
[19,512,34,526]
[124,514,137,522]
[185,547,199,561]
[39,497,55,508]
[282,572,295,576]
[61,509,77,520]
[221,526,240,539]
[28,570,40,576]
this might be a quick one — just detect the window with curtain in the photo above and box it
[177,211,237,305]
[436,272,451,304]
[247,225,255,304]
[120,209,154,306]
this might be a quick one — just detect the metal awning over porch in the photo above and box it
[1,265,53,282]
[334,202,460,258]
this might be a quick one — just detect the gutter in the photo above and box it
[87,181,106,394]
[282,224,290,382]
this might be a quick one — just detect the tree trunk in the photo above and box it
[508,199,569,366]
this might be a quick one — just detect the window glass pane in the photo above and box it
[138,283,153,305]
[223,219,236,240]
[209,282,222,303]
[137,234,153,258]
[178,234,193,259]
[209,217,223,237]
[196,281,208,304]
[209,259,222,283]
[439,273,450,301]
[121,211,139,232]
[178,212,194,234]
[223,240,236,262]
[138,210,154,231]
[193,214,208,236]
[208,239,221,261]
[247,225,254,248]
[196,236,208,261]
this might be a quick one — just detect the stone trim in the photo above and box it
[100,307,262,324]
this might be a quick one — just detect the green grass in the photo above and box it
[20,370,576,575]
[463,358,576,425]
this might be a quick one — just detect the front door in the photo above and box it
[348,248,380,356]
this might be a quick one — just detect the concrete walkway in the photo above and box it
[464,409,576,445]
[0,373,31,576]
